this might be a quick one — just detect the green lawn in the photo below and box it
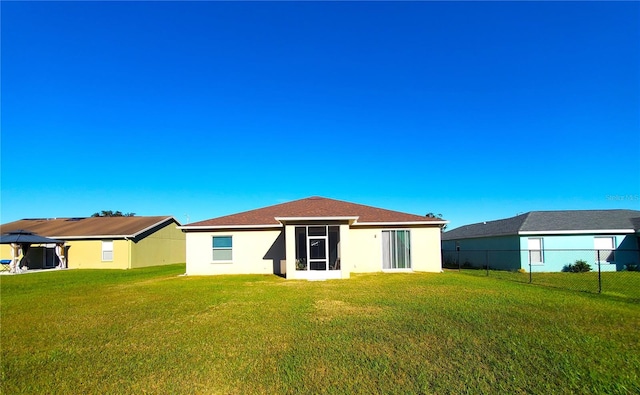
[1,265,639,394]
[459,269,640,300]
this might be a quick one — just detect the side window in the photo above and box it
[102,240,113,261]
[212,236,232,261]
[527,238,543,264]
[594,237,615,263]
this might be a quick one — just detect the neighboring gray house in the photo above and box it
[442,210,640,272]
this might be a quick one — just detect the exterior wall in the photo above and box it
[1,221,185,270]
[442,236,520,270]
[66,239,130,269]
[284,225,296,277]
[350,226,443,273]
[616,235,639,271]
[412,227,444,272]
[3,241,129,269]
[186,229,284,275]
[339,223,351,279]
[1,245,12,260]
[348,227,381,273]
[131,223,185,268]
[187,224,442,278]
[443,233,639,272]
[519,234,638,272]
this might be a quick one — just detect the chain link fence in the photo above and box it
[442,249,640,299]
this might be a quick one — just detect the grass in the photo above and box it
[459,269,640,301]
[1,265,639,394]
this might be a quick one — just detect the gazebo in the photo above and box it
[0,230,66,273]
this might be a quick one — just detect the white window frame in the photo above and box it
[382,230,412,270]
[527,238,544,265]
[594,237,615,264]
[212,236,233,262]
[102,240,113,262]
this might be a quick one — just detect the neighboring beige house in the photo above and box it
[0,216,185,270]
[180,197,447,280]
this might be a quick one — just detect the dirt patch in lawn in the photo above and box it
[313,299,385,322]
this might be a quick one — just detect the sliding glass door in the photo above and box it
[382,230,411,269]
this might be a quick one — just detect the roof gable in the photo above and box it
[442,209,640,240]
[185,197,444,228]
[0,216,179,239]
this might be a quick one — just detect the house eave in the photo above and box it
[48,235,134,240]
[275,216,360,224]
[178,224,283,231]
[354,220,448,227]
[518,229,635,236]
[179,218,448,230]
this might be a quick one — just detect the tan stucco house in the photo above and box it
[1,216,185,270]
[180,197,447,280]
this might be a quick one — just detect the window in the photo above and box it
[212,236,232,261]
[528,238,543,264]
[594,237,615,263]
[102,240,113,261]
[382,230,411,269]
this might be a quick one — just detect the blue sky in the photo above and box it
[2,1,639,229]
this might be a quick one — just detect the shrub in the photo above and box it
[564,259,592,273]
[462,260,474,269]
[443,256,458,269]
[625,264,639,272]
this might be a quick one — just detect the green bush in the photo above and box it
[564,259,592,273]
[626,264,639,272]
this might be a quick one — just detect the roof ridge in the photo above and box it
[516,211,533,231]
[526,209,640,213]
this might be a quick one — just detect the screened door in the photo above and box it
[308,237,327,270]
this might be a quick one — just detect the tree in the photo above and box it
[426,212,447,231]
[91,210,136,217]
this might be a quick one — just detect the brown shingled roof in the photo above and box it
[0,216,178,239]
[185,197,443,227]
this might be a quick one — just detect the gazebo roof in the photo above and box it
[0,230,65,245]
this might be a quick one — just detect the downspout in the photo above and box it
[124,236,132,269]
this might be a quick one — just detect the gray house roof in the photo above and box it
[442,210,640,240]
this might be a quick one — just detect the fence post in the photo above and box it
[597,250,602,293]
[486,250,489,276]
[457,250,461,271]
[528,250,532,284]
